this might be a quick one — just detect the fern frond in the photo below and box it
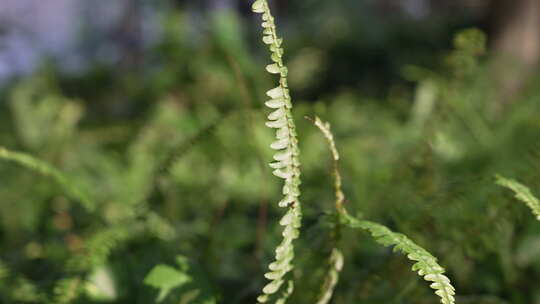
[343,214,456,304]
[67,224,140,271]
[308,116,345,304]
[310,116,455,304]
[50,277,82,304]
[308,116,344,212]
[495,174,540,221]
[316,248,344,304]
[0,146,94,211]
[257,208,302,303]
[275,280,294,304]
[252,0,302,302]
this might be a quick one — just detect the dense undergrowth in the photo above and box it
[1,2,540,303]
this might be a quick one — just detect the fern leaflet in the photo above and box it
[343,214,456,304]
[496,174,540,221]
[0,146,94,211]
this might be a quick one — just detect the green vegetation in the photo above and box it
[496,175,540,221]
[251,1,302,303]
[309,116,455,304]
[1,1,540,303]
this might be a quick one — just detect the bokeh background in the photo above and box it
[1,0,540,303]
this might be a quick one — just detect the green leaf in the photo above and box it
[144,265,192,302]
[266,63,281,74]
[252,0,265,13]
[144,256,217,303]
[496,174,540,221]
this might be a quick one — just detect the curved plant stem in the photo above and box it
[0,146,94,211]
[308,116,456,304]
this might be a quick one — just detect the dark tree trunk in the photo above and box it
[489,0,540,65]
[488,0,540,103]
[114,0,143,70]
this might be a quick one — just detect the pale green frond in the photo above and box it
[309,115,456,304]
[258,208,302,303]
[50,277,82,304]
[308,115,346,304]
[316,248,344,304]
[252,0,303,302]
[306,116,346,304]
[496,174,540,221]
[310,117,339,161]
[0,146,94,211]
[275,280,294,304]
[307,116,344,212]
[343,214,456,304]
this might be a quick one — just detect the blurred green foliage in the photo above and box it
[0,4,540,304]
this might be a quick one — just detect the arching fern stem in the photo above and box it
[309,117,456,304]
